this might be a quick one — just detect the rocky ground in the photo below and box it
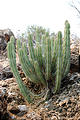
[0,34,80,120]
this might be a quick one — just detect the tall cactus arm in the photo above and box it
[51,38,57,72]
[51,37,54,61]
[17,40,34,71]
[38,44,43,67]
[45,37,51,81]
[42,35,46,54]
[35,28,41,43]
[22,43,34,71]
[64,21,70,77]
[62,23,67,70]
[28,34,35,60]
[16,39,22,51]
[41,35,47,68]
[62,20,70,75]
[54,31,62,93]
[7,39,32,103]
[35,43,43,67]
[41,32,49,59]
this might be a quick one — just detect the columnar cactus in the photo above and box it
[7,20,70,103]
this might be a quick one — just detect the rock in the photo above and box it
[0,28,14,42]
[8,104,29,117]
[70,36,80,73]
[0,36,7,51]
[59,98,69,107]
[18,105,29,112]
[0,29,14,52]
[44,99,53,110]
[0,66,13,80]
[51,116,58,120]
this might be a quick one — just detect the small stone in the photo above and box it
[18,105,28,112]
[27,112,35,118]
[8,92,16,96]
[68,107,72,112]
[51,116,57,120]
[11,115,16,119]
[44,104,50,108]
[59,98,69,106]
[45,98,52,104]
[0,87,6,97]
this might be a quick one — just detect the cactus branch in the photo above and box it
[7,37,32,103]
[55,31,62,93]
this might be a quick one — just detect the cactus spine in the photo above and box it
[7,21,70,103]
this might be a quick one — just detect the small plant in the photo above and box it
[7,20,70,103]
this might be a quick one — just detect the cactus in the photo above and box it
[7,21,70,103]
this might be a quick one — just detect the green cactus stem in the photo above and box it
[62,20,70,77]
[45,36,51,81]
[54,31,62,93]
[64,21,70,77]
[7,37,32,103]
[28,34,35,60]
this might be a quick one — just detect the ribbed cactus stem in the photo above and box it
[36,43,43,67]
[46,36,51,81]
[64,21,70,77]
[36,29,40,42]
[42,35,46,54]
[51,37,54,60]
[42,32,49,58]
[55,31,62,93]
[22,43,34,71]
[17,39,22,51]
[7,37,32,103]
[41,35,46,68]
[51,38,57,71]
[28,34,35,60]
[62,20,70,77]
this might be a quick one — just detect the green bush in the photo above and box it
[7,20,70,103]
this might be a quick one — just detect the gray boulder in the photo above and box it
[0,29,14,51]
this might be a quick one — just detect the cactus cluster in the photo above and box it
[7,20,70,103]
